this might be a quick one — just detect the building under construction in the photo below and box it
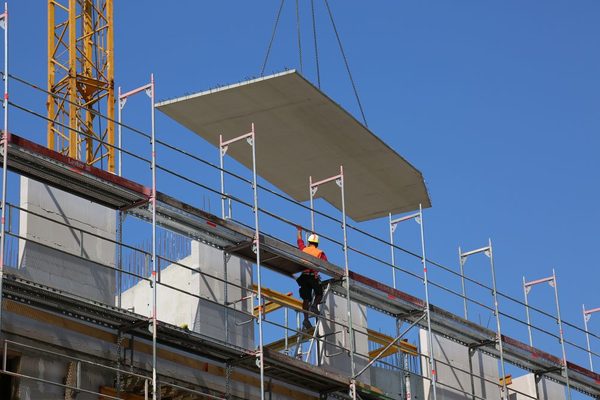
[0,2,598,400]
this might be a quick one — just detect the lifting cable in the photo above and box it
[311,0,321,88]
[263,0,367,125]
[296,0,303,74]
[260,0,285,76]
[323,0,368,127]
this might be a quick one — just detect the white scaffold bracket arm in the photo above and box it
[460,245,492,263]
[524,275,554,290]
[584,306,600,322]
[252,235,259,255]
[220,131,253,148]
[391,212,421,227]
[120,83,153,103]
[0,8,6,31]
[311,173,343,188]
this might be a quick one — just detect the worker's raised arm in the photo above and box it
[296,226,305,250]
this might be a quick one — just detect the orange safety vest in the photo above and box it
[302,245,323,275]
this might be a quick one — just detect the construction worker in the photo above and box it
[296,226,326,330]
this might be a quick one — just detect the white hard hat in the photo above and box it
[307,234,319,244]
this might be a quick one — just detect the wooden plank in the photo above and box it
[100,386,146,400]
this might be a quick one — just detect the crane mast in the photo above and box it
[47,0,115,172]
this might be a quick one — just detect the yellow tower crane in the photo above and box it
[47,0,115,172]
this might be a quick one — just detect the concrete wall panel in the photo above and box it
[121,241,254,350]
[318,290,370,384]
[419,329,501,400]
[18,177,116,304]
[509,374,565,400]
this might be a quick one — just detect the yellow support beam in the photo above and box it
[255,285,419,357]
[253,300,286,317]
[367,329,418,357]
[499,374,512,386]
[253,284,304,314]
[265,327,315,352]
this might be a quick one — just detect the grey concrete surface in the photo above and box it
[17,177,116,304]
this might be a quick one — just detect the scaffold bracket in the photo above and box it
[395,308,425,320]
[535,366,563,376]
[119,318,151,334]
[468,338,496,350]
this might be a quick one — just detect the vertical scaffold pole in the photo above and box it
[338,166,356,400]
[309,166,355,399]
[309,175,315,232]
[523,271,572,400]
[487,239,508,400]
[388,212,396,289]
[218,135,230,344]
[220,125,264,399]
[219,132,231,345]
[118,74,156,399]
[117,85,122,177]
[459,240,508,399]
[458,246,468,319]
[249,124,265,400]
[117,211,123,308]
[116,85,123,309]
[388,213,402,397]
[0,3,7,334]
[583,305,599,372]
[389,207,437,400]
[523,276,533,346]
[149,74,157,400]
[418,205,438,400]
[219,134,225,219]
[116,86,123,308]
[551,269,571,400]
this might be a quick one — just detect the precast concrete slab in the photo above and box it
[156,70,430,221]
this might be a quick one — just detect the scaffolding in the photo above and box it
[0,8,598,400]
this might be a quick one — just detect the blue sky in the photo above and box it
[5,1,600,395]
